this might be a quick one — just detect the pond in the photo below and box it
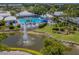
[1,33,45,51]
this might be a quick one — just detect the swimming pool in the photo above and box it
[17,17,48,24]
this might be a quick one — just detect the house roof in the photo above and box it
[0,11,11,17]
[54,11,64,16]
[16,11,36,16]
[4,16,16,21]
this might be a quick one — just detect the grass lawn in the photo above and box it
[35,25,79,43]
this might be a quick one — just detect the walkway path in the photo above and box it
[0,51,32,55]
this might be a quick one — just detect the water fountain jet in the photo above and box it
[22,23,30,45]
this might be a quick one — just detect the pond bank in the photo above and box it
[30,31,79,55]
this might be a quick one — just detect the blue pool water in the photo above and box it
[17,17,48,24]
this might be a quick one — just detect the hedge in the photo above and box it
[9,48,42,55]
[39,23,47,28]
